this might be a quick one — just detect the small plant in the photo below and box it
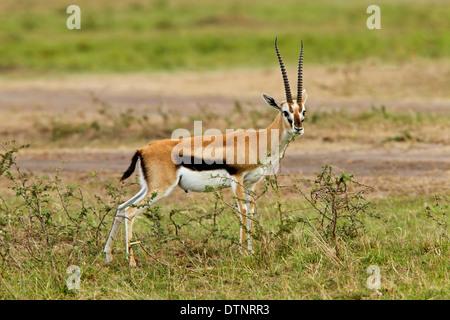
[0,141,122,274]
[383,129,415,143]
[424,195,448,241]
[295,165,377,259]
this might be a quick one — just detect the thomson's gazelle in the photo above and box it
[104,38,307,266]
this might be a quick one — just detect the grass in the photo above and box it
[0,144,448,299]
[0,0,449,301]
[0,0,449,75]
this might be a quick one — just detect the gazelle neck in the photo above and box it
[266,113,296,156]
[268,112,294,142]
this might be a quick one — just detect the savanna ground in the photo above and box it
[0,0,449,300]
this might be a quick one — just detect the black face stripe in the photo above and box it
[283,111,293,125]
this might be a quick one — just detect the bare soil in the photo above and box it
[15,148,450,179]
[1,62,449,117]
[13,147,449,198]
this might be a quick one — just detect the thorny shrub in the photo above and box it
[0,141,124,275]
[1,140,396,273]
[294,165,388,259]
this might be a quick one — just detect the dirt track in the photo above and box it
[1,62,449,117]
[16,148,450,179]
[12,146,449,198]
[2,65,450,196]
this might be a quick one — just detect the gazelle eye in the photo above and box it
[283,111,293,125]
[302,111,306,116]
[283,111,292,125]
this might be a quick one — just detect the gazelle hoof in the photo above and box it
[105,253,113,264]
[239,247,250,256]
[129,256,137,268]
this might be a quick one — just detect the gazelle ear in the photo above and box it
[262,93,281,111]
[301,89,307,104]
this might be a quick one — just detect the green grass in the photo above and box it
[1,0,449,300]
[0,146,448,299]
[0,0,449,75]
[1,189,448,299]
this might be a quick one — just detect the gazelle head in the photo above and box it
[262,38,307,135]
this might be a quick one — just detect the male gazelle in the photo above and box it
[104,38,307,266]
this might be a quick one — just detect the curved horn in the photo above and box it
[275,37,293,103]
[297,40,304,103]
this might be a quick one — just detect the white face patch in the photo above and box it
[300,103,306,122]
[281,105,294,123]
[281,101,305,134]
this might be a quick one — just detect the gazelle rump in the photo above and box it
[104,38,307,266]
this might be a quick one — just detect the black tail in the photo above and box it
[120,151,140,181]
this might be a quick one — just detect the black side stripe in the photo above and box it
[177,156,238,175]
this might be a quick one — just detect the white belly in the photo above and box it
[243,167,265,185]
[177,167,232,192]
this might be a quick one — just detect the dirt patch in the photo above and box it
[1,61,449,118]
[16,149,450,178]
[14,148,450,200]
[2,62,449,198]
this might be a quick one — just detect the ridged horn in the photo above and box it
[297,40,304,103]
[275,37,293,103]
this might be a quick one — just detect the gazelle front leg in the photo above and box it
[231,175,250,255]
[244,184,257,254]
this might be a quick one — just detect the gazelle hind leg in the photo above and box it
[104,185,148,263]
[124,181,180,267]
[125,205,146,267]
[104,209,124,263]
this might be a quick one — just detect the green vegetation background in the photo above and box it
[1,0,449,75]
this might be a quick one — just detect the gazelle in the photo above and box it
[104,38,307,266]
